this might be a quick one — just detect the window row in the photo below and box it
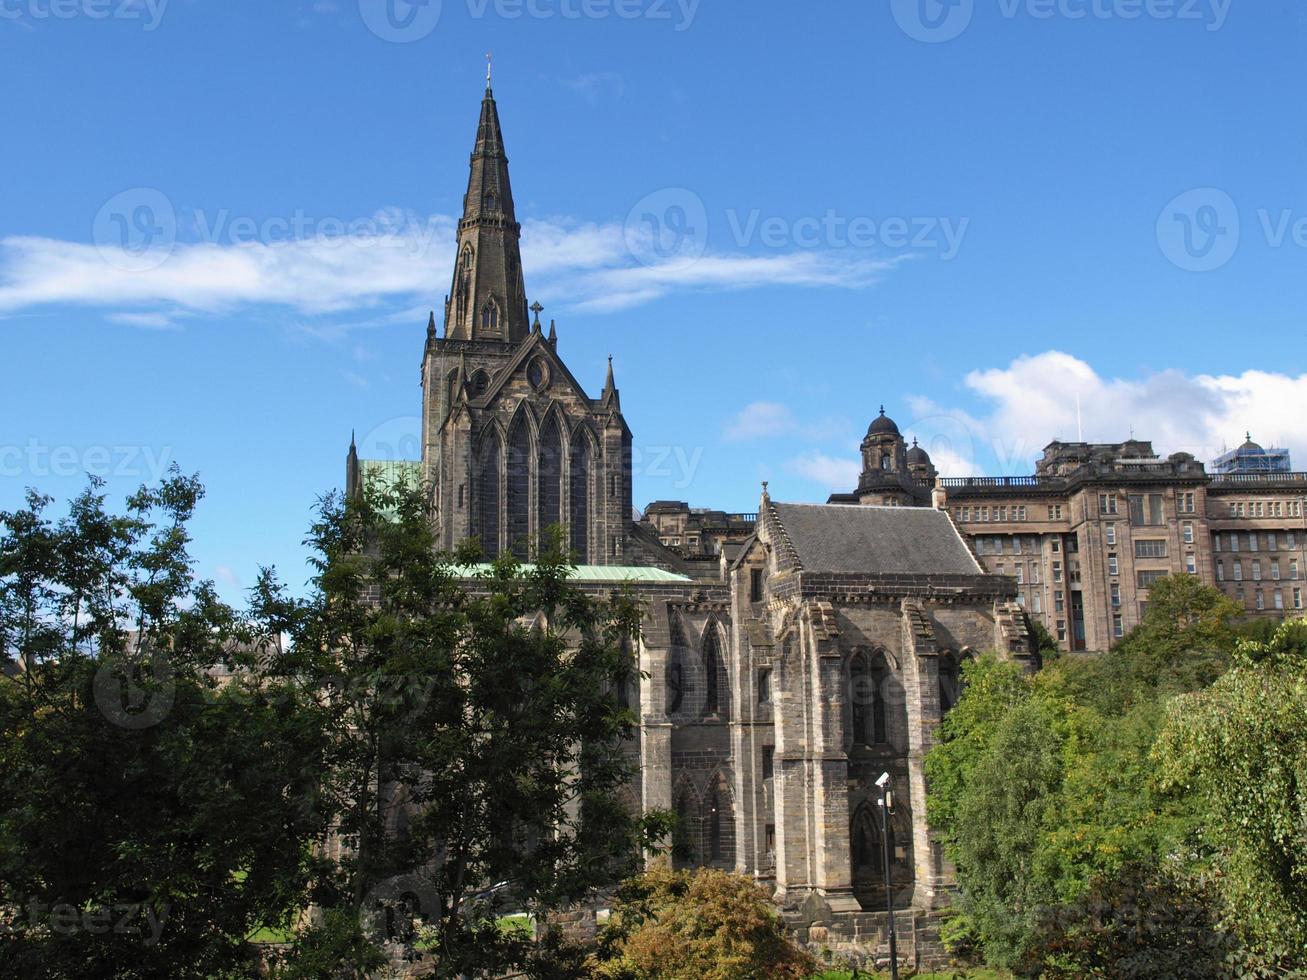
[1217,559,1300,583]
[1227,500,1304,519]
[1214,531,1300,553]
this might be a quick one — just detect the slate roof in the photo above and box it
[770,502,981,576]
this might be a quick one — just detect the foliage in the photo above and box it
[270,476,667,978]
[1020,863,1233,978]
[592,862,817,980]
[0,474,332,979]
[1155,618,1307,970]
[924,579,1243,970]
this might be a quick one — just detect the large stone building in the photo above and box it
[347,80,1044,969]
[348,79,1303,968]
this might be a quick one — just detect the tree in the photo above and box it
[0,474,332,979]
[1155,618,1307,969]
[279,477,664,977]
[591,863,816,980]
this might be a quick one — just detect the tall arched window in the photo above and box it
[939,652,961,714]
[537,417,563,545]
[851,802,883,885]
[702,626,721,715]
[507,414,531,559]
[880,453,892,470]
[569,435,590,561]
[477,434,501,559]
[707,790,722,861]
[850,651,889,746]
[481,300,499,334]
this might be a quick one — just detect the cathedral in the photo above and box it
[345,78,1038,969]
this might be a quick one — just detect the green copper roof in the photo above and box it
[458,564,692,584]
[360,459,423,485]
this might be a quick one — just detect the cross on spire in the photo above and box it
[530,301,543,327]
[485,51,493,90]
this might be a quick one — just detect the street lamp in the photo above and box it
[876,772,899,980]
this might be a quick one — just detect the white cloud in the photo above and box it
[914,351,1307,472]
[785,451,861,490]
[104,311,183,330]
[214,565,241,589]
[724,401,852,442]
[0,211,891,326]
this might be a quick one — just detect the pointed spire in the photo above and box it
[601,355,620,411]
[444,79,529,342]
[346,431,361,500]
[547,319,557,345]
[427,310,436,340]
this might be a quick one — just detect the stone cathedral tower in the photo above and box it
[420,80,634,564]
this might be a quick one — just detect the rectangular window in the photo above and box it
[1234,560,1244,582]
[1183,522,1194,545]
[1017,592,1026,607]
[1249,533,1259,552]
[1272,560,1281,581]
[1137,570,1167,589]
[1256,590,1265,611]
[1108,554,1119,576]
[1056,621,1067,642]
[1288,532,1298,549]
[1052,539,1061,553]
[1113,615,1124,638]
[1292,560,1300,581]
[1111,583,1121,607]
[1031,563,1041,584]
[1015,565,1025,584]
[750,568,764,603]
[1048,505,1063,520]
[1295,588,1303,610]
[1099,493,1118,515]
[1229,533,1239,552]
[1179,491,1196,513]
[1033,592,1042,614]
[1135,539,1168,559]
[761,746,774,780]
[758,669,771,704]
[1055,591,1065,613]
[1013,537,1023,555]
[1053,562,1063,583]
[1269,532,1278,552]
[1274,589,1285,611]
[1217,560,1225,582]
[1252,560,1263,582]
[994,538,1004,555]
[1128,493,1165,526]
[1186,554,1198,575]
[1106,523,1117,547]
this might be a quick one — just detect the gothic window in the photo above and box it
[481,299,500,334]
[471,370,490,396]
[851,802,883,885]
[850,651,889,747]
[673,792,695,867]
[477,434,501,559]
[707,790,722,861]
[537,417,563,547]
[702,626,721,715]
[461,244,474,269]
[569,435,590,560]
[484,190,498,211]
[507,414,531,559]
[527,357,549,391]
[939,651,962,714]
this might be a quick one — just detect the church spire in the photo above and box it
[444,74,529,343]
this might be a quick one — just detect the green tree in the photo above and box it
[279,477,666,978]
[592,862,816,980]
[1155,618,1307,969]
[0,474,332,979]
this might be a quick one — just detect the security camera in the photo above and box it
[876,772,891,789]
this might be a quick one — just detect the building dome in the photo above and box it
[1240,432,1264,452]
[868,406,900,437]
[906,438,931,466]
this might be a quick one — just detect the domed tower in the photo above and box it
[828,407,933,507]
[906,438,937,484]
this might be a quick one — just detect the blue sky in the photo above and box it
[3,0,1306,601]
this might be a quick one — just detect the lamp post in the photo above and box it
[876,772,899,980]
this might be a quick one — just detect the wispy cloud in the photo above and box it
[724,401,851,442]
[557,72,625,104]
[786,451,861,490]
[0,210,897,328]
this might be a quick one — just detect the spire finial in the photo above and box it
[530,301,543,328]
[879,405,886,417]
[486,51,493,90]
[350,429,356,451]
[605,355,615,389]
